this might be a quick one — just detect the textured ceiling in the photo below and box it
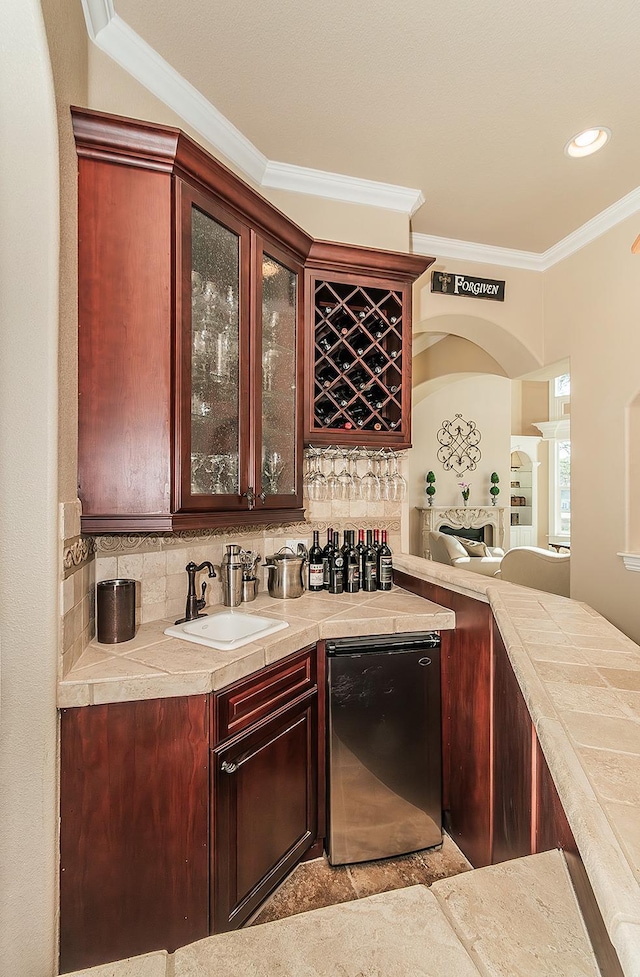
[116,0,640,251]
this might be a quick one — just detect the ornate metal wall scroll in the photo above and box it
[437,413,482,475]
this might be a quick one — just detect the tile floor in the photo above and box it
[250,835,472,926]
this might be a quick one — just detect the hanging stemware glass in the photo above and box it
[360,449,381,502]
[388,451,407,502]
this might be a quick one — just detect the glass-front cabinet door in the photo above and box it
[178,185,251,512]
[255,237,303,510]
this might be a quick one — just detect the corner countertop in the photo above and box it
[393,553,640,977]
[58,585,454,709]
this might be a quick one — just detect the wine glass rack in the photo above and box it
[310,279,405,442]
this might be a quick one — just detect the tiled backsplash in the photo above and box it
[60,494,405,678]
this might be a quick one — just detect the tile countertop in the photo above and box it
[393,553,640,977]
[58,585,455,709]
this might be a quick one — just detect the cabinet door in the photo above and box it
[212,693,318,932]
[252,235,304,511]
[177,183,252,513]
[59,696,209,973]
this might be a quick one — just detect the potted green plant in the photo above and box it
[490,472,500,506]
[425,471,436,506]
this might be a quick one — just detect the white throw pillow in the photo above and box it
[456,537,490,558]
[441,534,469,560]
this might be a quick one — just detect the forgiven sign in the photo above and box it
[431,271,505,302]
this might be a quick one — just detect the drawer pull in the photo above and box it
[221,760,239,774]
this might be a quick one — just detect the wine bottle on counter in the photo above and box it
[373,528,381,553]
[356,528,366,579]
[377,530,393,591]
[328,534,344,594]
[308,530,324,592]
[344,530,360,593]
[362,530,377,592]
[322,528,335,590]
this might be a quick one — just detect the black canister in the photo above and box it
[96,578,136,643]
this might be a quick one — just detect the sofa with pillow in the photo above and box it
[428,530,504,577]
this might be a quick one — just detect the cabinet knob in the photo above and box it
[258,491,267,504]
[221,760,238,774]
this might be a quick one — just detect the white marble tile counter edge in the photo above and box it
[393,552,640,977]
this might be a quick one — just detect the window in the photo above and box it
[549,375,571,539]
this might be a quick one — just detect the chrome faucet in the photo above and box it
[175,561,216,624]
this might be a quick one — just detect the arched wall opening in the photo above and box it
[406,312,542,556]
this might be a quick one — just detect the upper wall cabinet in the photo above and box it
[304,243,433,449]
[73,108,310,532]
[73,108,434,532]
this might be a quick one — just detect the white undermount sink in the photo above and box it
[164,611,288,651]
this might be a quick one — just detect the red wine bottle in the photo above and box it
[322,528,334,590]
[376,530,393,591]
[308,530,324,592]
[362,530,378,592]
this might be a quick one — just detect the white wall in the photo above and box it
[407,375,512,556]
[0,1,60,973]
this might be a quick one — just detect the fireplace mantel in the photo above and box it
[416,505,508,559]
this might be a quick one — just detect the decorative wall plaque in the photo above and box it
[437,413,482,475]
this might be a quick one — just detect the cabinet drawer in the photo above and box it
[214,646,317,743]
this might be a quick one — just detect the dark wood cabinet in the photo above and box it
[394,571,493,867]
[59,647,322,970]
[59,696,210,974]
[73,107,309,533]
[211,646,321,932]
[304,242,432,448]
[212,693,318,932]
[492,619,533,863]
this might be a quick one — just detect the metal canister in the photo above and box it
[221,544,243,607]
[96,578,136,643]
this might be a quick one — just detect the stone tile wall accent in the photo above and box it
[94,499,402,626]
[61,500,96,678]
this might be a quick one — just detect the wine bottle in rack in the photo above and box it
[317,335,334,353]
[377,530,393,591]
[317,365,338,387]
[332,351,354,372]
[363,387,384,410]
[331,384,353,407]
[364,352,388,375]
[348,368,370,390]
[315,402,338,425]
[308,531,324,592]
[346,403,368,428]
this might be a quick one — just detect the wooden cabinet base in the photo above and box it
[59,696,209,974]
[212,693,318,932]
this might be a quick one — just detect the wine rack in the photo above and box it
[309,278,407,443]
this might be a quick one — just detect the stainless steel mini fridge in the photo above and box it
[326,632,442,866]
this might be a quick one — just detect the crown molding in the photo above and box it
[263,161,424,215]
[540,185,640,268]
[413,184,640,271]
[411,233,545,271]
[80,1,640,243]
[80,0,423,214]
[618,552,640,572]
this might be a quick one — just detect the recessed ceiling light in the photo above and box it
[565,127,611,158]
